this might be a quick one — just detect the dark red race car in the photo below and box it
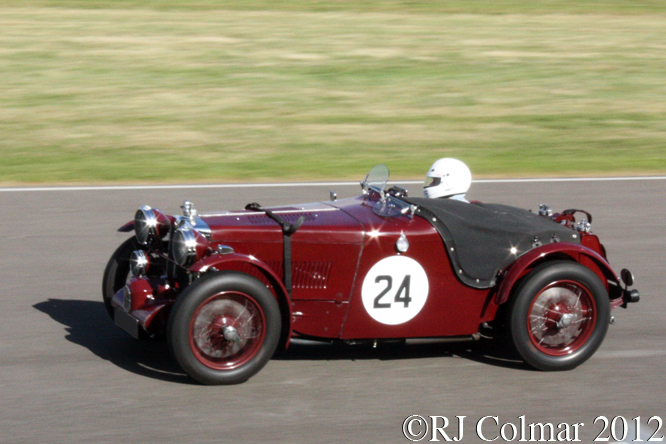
[103,164,639,385]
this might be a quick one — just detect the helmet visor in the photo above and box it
[424,176,441,188]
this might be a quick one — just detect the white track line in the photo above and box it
[1,176,665,192]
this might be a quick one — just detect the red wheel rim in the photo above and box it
[189,292,266,370]
[527,280,597,356]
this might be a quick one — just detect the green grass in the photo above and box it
[1,2,666,184]
[4,0,666,14]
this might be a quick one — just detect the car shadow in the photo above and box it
[276,337,531,371]
[453,339,532,370]
[33,299,193,385]
[34,299,530,386]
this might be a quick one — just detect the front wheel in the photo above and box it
[508,261,610,371]
[167,271,281,385]
[102,237,138,320]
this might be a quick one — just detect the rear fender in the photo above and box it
[496,242,620,306]
[189,253,293,349]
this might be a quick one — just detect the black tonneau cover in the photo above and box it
[404,197,580,289]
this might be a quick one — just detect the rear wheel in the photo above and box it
[102,237,138,320]
[508,261,610,371]
[167,271,281,385]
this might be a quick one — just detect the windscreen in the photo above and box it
[363,164,389,193]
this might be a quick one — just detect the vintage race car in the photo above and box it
[103,164,640,385]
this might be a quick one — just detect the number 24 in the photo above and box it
[373,275,412,308]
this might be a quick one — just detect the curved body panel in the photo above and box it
[495,241,621,306]
[202,201,365,302]
[332,196,498,339]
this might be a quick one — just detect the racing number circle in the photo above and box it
[361,256,429,325]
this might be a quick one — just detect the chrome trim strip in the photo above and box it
[201,207,339,217]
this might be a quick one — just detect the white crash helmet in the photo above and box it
[423,158,472,199]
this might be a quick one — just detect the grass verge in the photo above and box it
[1,3,665,183]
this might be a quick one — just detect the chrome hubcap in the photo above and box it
[223,326,240,342]
[557,313,575,328]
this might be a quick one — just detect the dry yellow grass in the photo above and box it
[1,7,665,183]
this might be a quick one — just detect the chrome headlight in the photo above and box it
[171,228,196,266]
[134,205,169,245]
[171,227,209,267]
[135,206,157,245]
[130,250,149,277]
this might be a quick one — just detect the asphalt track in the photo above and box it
[0,178,664,444]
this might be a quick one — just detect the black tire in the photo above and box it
[102,237,138,320]
[167,271,281,385]
[508,261,610,371]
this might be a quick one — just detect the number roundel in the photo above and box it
[361,256,429,325]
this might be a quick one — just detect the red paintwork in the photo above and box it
[118,221,134,232]
[152,209,172,239]
[581,233,606,258]
[115,190,625,345]
[190,252,292,321]
[333,196,496,339]
[110,278,174,330]
[202,203,364,304]
[495,241,620,306]
[290,300,349,338]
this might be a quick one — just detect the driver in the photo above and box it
[423,158,472,202]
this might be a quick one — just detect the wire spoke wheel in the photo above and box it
[190,292,266,370]
[527,281,596,356]
[102,237,139,320]
[168,271,281,385]
[508,261,610,371]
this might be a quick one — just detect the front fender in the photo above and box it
[496,242,619,306]
[118,220,134,232]
[189,253,293,348]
